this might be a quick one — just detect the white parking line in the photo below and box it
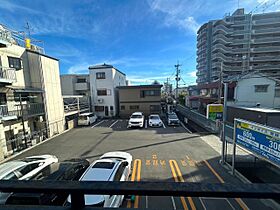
[109,120,119,128]
[171,196,177,210]
[91,120,104,128]
[162,121,166,128]
[145,196,148,208]
[180,121,192,133]
[145,120,147,128]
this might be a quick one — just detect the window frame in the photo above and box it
[96,72,106,79]
[95,106,104,112]
[254,85,269,93]
[129,105,139,110]
[97,89,107,96]
[8,56,22,70]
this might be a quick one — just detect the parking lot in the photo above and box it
[11,118,273,209]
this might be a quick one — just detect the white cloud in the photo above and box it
[187,70,197,78]
[127,75,167,85]
[67,63,90,74]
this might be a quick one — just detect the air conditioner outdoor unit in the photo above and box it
[97,98,103,103]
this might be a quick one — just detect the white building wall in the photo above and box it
[89,67,126,117]
[234,77,278,108]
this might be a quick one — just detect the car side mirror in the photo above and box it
[123,161,128,167]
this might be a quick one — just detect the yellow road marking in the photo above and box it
[127,159,141,208]
[169,160,197,210]
[203,160,249,210]
[160,160,166,166]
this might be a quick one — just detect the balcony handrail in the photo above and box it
[0,66,16,81]
[0,180,279,210]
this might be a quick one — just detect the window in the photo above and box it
[140,90,161,97]
[77,78,86,83]
[8,56,22,70]
[97,89,107,96]
[120,105,125,110]
[2,172,18,180]
[107,89,111,95]
[110,106,114,111]
[95,106,104,112]
[255,85,269,93]
[17,163,40,176]
[130,105,139,110]
[96,72,105,79]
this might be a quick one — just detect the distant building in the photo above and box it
[163,82,172,95]
[228,73,280,109]
[0,24,64,159]
[89,63,126,117]
[196,8,280,84]
[117,85,162,118]
[60,74,90,97]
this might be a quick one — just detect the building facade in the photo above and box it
[196,8,280,84]
[118,85,162,118]
[89,64,126,117]
[0,24,64,159]
[60,74,90,97]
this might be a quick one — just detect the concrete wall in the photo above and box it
[234,77,279,108]
[26,51,65,137]
[60,75,75,95]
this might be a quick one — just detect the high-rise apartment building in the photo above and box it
[196,8,280,84]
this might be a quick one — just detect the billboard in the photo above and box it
[206,104,223,121]
[234,119,280,167]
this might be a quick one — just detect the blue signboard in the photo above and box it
[235,119,280,167]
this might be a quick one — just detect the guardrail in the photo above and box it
[0,103,45,119]
[0,180,279,210]
[176,105,219,133]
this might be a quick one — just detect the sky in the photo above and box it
[0,0,279,86]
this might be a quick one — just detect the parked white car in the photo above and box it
[0,155,58,204]
[78,113,97,126]
[148,114,163,127]
[128,112,144,128]
[66,152,132,207]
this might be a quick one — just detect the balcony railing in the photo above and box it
[253,27,280,34]
[0,103,45,119]
[251,46,280,53]
[250,56,280,62]
[0,67,16,84]
[253,18,280,25]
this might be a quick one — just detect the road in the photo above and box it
[12,118,273,209]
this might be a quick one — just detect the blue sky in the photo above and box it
[0,0,279,86]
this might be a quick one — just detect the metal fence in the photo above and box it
[176,104,220,133]
[0,103,45,118]
[0,180,278,210]
[0,67,16,81]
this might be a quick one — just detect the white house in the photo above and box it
[229,73,280,109]
[89,64,126,117]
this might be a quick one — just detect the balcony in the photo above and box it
[251,46,280,53]
[253,18,280,25]
[0,103,45,121]
[0,67,16,84]
[252,64,280,71]
[212,44,231,53]
[250,56,280,62]
[252,37,280,44]
[75,82,89,91]
[253,27,280,34]
[212,34,232,44]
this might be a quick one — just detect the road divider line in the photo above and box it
[169,160,197,210]
[171,196,177,210]
[180,122,192,133]
[127,159,141,208]
[145,120,147,128]
[203,160,249,210]
[91,120,104,128]
[109,120,119,128]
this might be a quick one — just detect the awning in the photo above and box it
[6,86,44,93]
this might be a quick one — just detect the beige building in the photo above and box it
[0,24,64,159]
[118,85,162,117]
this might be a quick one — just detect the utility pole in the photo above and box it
[218,61,223,104]
[175,61,181,101]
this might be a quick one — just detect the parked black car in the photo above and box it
[167,112,180,126]
[5,158,90,206]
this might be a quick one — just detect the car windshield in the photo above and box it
[79,116,88,120]
[169,115,178,119]
[131,115,142,119]
[150,116,159,120]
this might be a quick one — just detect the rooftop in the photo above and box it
[88,63,126,76]
[118,84,162,89]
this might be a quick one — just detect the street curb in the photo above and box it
[0,128,72,164]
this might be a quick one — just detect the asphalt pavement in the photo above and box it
[11,118,275,209]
